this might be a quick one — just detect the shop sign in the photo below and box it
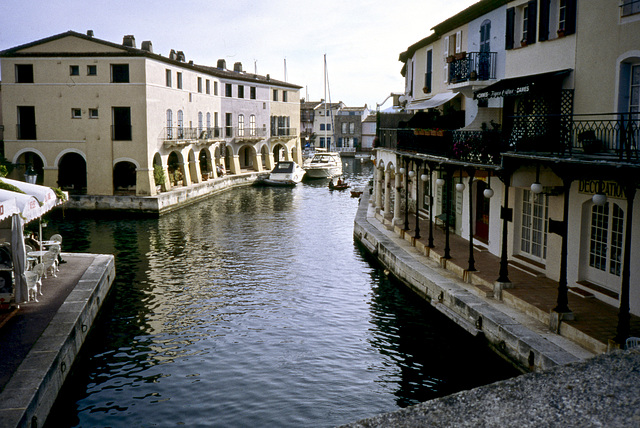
[578,180,626,199]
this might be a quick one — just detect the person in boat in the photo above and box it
[337,177,343,186]
[329,179,335,188]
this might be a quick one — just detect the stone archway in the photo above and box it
[57,152,87,194]
[113,161,137,195]
[15,151,45,185]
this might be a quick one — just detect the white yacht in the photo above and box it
[303,152,343,179]
[260,161,306,186]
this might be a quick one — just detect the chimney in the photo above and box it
[217,59,226,69]
[266,74,270,81]
[87,30,94,37]
[233,62,243,73]
[141,41,153,53]
[169,49,177,60]
[123,35,136,48]
[176,51,185,62]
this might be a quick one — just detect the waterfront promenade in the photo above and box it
[0,253,115,428]
[354,189,640,367]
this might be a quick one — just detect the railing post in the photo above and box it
[467,167,476,272]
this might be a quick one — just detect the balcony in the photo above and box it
[234,127,267,142]
[447,51,497,85]
[377,113,640,167]
[269,127,297,141]
[509,113,639,162]
[163,127,225,147]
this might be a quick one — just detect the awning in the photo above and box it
[407,92,459,110]
[0,178,64,213]
[474,69,572,100]
[0,189,46,224]
[0,198,19,222]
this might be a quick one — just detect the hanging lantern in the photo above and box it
[456,182,466,192]
[408,170,415,178]
[420,174,429,182]
[436,178,445,187]
[484,188,494,198]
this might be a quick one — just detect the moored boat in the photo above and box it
[257,161,306,187]
[303,152,343,179]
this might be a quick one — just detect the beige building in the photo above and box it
[373,0,640,347]
[0,31,302,197]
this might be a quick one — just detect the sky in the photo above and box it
[1,0,478,108]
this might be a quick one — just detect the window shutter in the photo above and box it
[455,31,462,53]
[565,0,577,35]
[443,36,450,83]
[527,0,538,45]
[506,7,515,50]
[538,0,550,41]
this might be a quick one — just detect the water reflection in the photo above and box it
[45,158,517,428]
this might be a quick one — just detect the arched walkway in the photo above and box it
[14,151,45,185]
[113,161,137,195]
[58,152,87,194]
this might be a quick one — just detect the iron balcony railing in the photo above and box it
[509,112,639,161]
[377,113,639,165]
[447,51,497,84]
[164,127,227,142]
[270,127,297,137]
[234,127,267,139]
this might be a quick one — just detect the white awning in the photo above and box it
[406,92,459,110]
[0,178,65,213]
[0,190,43,223]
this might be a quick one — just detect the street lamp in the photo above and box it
[24,166,37,184]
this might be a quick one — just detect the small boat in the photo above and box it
[258,161,306,187]
[350,188,363,197]
[328,179,350,190]
[303,152,343,179]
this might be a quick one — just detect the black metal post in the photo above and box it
[497,175,511,283]
[615,181,636,344]
[444,167,451,259]
[467,167,476,271]
[428,163,435,248]
[404,158,410,231]
[553,178,573,314]
[414,160,422,239]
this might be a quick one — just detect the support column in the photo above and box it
[427,163,434,248]
[375,165,383,212]
[552,178,573,316]
[404,159,410,231]
[467,167,476,271]
[393,170,402,227]
[383,168,391,216]
[414,160,422,239]
[615,182,637,344]
[497,177,511,283]
[444,167,451,259]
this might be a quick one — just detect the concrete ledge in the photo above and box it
[0,254,115,428]
[354,190,587,373]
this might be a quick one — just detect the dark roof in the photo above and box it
[399,0,510,63]
[0,30,302,89]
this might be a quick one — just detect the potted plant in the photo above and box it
[557,29,566,37]
[153,165,166,192]
[172,168,184,186]
[446,55,455,63]
[454,51,466,60]
[520,38,528,47]
[469,70,478,80]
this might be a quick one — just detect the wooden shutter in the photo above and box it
[527,0,538,45]
[565,0,577,35]
[506,7,515,50]
[538,0,550,41]
[455,31,462,53]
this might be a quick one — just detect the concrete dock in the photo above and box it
[0,253,115,428]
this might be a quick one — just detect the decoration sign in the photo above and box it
[475,83,531,100]
[578,180,626,199]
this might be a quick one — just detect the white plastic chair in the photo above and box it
[625,337,640,350]
[25,271,39,302]
[42,251,58,278]
[31,263,45,294]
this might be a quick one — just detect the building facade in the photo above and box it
[0,31,302,197]
[373,0,640,346]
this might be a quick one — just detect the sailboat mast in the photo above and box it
[324,54,328,151]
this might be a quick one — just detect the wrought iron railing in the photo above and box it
[509,113,639,160]
[378,113,639,165]
[270,127,297,137]
[448,51,497,84]
[235,127,267,139]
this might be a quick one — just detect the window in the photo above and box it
[198,77,203,93]
[112,107,132,140]
[522,4,530,43]
[238,114,245,136]
[177,110,184,138]
[225,83,232,97]
[273,89,278,101]
[349,123,355,134]
[589,203,624,277]
[225,113,233,137]
[198,111,203,135]
[166,109,173,139]
[206,112,211,129]
[70,65,79,76]
[520,189,548,261]
[622,0,640,17]
[250,86,256,99]
[206,79,210,94]
[166,69,172,87]
[15,64,34,83]
[214,112,219,137]
[250,114,256,136]
[238,85,245,98]
[17,106,36,139]
[111,64,130,83]
[558,0,567,31]
[72,108,82,118]
[89,108,99,118]
[283,91,288,102]
[177,72,183,89]
[631,65,640,113]
[320,124,325,131]
[87,65,97,76]
[327,123,331,131]
[425,50,433,93]
[214,81,219,95]
[341,123,347,133]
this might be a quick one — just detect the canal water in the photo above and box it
[44,158,518,427]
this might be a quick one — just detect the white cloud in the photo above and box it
[1,0,478,107]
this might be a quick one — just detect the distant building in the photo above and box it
[361,114,377,152]
[0,31,302,197]
[334,105,370,155]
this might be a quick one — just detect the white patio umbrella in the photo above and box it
[0,178,64,213]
